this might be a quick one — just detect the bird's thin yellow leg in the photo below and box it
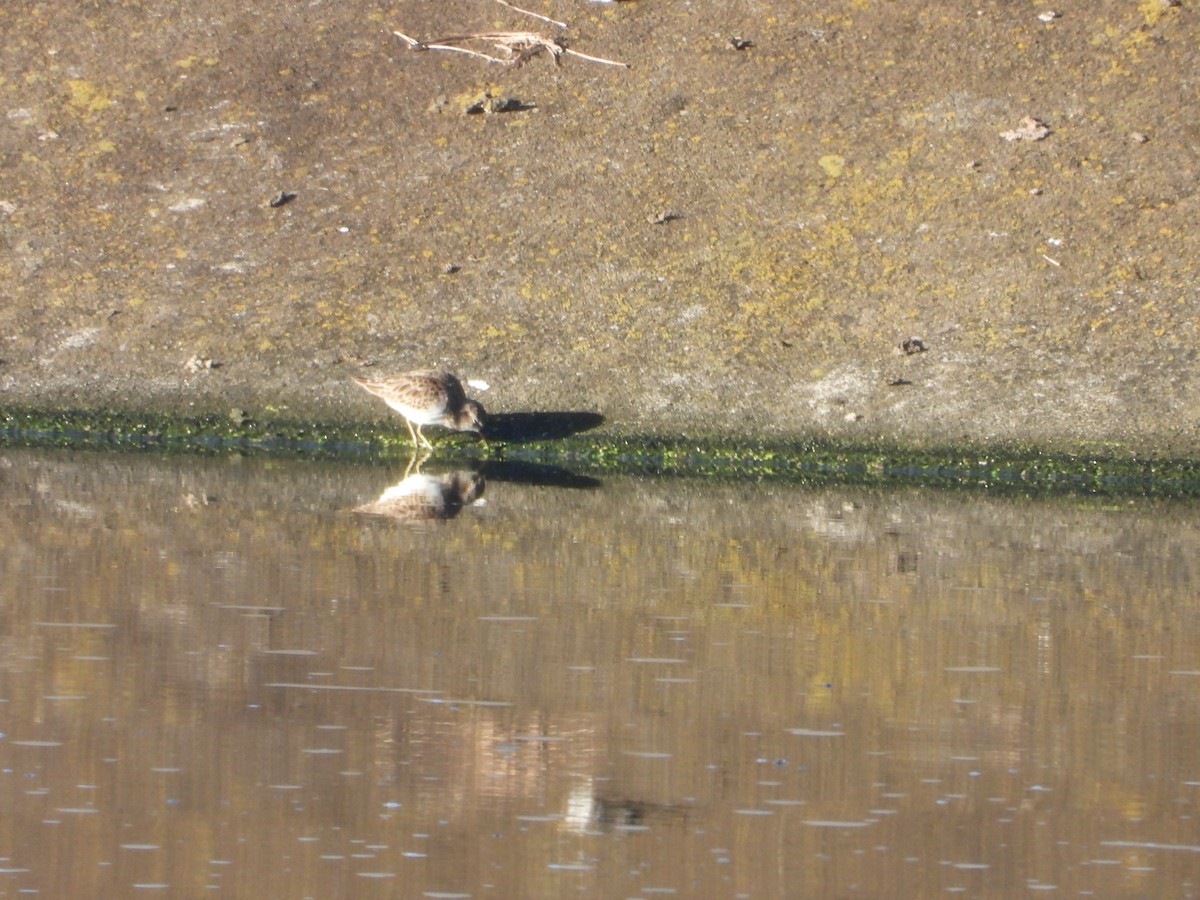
[402,449,431,479]
[415,424,435,450]
[405,419,421,449]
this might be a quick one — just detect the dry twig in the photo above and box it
[491,0,567,29]
[394,29,628,69]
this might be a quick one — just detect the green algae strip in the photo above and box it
[1,406,1198,498]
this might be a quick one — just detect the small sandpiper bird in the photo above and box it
[353,370,487,449]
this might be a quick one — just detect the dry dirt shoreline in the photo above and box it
[1,1,1198,456]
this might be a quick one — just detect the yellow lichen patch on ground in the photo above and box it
[1138,0,1174,26]
[174,56,220,69]
[818,154,847,178]
[65,79,113,115]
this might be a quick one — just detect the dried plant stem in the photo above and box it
[394,32,505,65]
[491,0,568,29]
[393,29,628,69]
[561,46,628,67]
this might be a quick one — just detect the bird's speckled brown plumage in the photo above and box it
[353,370,487,448]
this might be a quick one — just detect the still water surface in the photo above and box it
[1,449,1199,897]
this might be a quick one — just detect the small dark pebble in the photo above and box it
[269,191,297,208]
[465,94,527,115]
[900,337,927,354]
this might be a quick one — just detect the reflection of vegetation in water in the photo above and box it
[3,446,1199,897]
[1,406,1198,497]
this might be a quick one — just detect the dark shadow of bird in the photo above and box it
[482,411,604,444]
[478,459,602,490]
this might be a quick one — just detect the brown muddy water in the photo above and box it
[1,449,1199,898]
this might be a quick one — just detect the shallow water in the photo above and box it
[1,449,1199,897]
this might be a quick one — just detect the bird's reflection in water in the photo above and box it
[563,779,689,835]
[353,453,484,523]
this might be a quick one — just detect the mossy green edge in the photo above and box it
[1,406,1198,499]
